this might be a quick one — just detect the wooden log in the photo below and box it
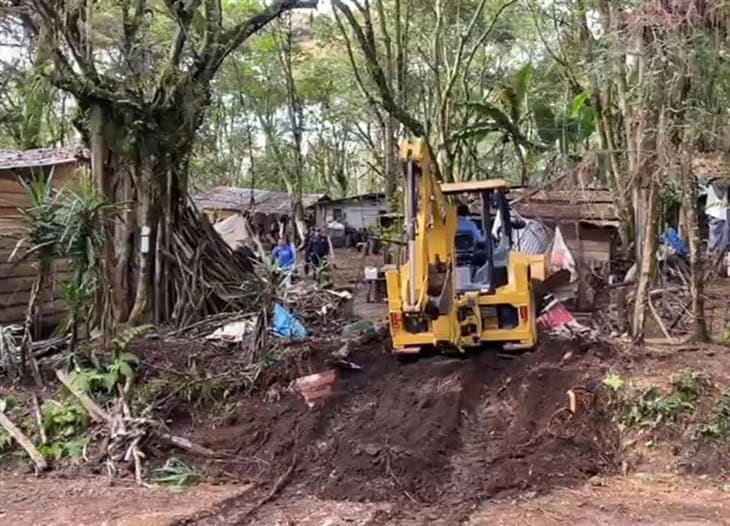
[157,432,219,458]
[31,394,47,446]
[55,369,112,425]
[0,410,48,471]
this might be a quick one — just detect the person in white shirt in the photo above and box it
[706,179,729,254]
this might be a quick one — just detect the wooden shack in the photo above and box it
[512,185,620,309]
[192,186,328,232]
[0,147,89,325]
[310,192,387,230]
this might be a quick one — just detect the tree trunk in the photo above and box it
[113,160,135,323]
[278,16,307,246]
[89,105,115,343]
[632,177,660,340]
[384,115,398,205]
[127,159,156,325]
[21,270,44,386]
[681,150,709,342]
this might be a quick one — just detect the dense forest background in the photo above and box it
[6,1,727,199]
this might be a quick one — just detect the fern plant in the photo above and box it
[111,324,153,355]
[152,457,201,489]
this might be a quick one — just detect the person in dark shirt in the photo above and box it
[308,227,330,279]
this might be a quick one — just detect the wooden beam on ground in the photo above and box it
[55,369,113,425]
[0,410,48,471]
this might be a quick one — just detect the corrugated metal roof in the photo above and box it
[0,146,89,170]
[192,186,327,215]
[316,192,385,206]
[513,217,554,255]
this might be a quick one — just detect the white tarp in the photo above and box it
[206,319,256,342]
[214,214,253,250]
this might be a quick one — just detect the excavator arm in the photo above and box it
[386,137,543,354]
[399,138,456,314]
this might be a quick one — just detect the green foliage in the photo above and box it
[56,181,116,274]
[112,325,154,354]
[38,344,140,462]
[531,91,596,152]
[13,175,63,266]
[41,399,89,439]
[0,428,12,453]
[142,362,233,410]
[55,181,119,341]
[622,371,701,429]
[180,362,233,408]
[68,350,139,396]
[38,437,90,463]
[460,101,535,148]
[603,371,625,392]
[696,391,730,439]
[153,457,202,489]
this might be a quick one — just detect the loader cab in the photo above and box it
[441,180,523,294]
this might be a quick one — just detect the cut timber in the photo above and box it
[0,193,32,207]
[0,259,71,277]
[158,433,219,458]
[440,180,509,194]
[0,288,55,308]
[0,410,48,471]
[55,369,112,424]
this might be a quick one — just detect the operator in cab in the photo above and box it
[456,203,485,244]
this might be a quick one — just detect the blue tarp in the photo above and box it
[273,303,308,339]
[660,227,689,258]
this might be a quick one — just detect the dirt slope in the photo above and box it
[180,336,619,524]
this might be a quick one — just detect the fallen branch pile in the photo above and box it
[55,369,220,485]
[285,284,353,335]
[164,203,263,328]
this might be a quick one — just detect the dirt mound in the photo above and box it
[178,335,618,522]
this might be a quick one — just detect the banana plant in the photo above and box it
[452,64,545,184]
[533,89,596,155]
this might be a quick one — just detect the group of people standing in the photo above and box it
[271,226,332,288]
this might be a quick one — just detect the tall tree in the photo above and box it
[6,0,317,324]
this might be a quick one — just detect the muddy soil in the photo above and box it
[174,336,619,524]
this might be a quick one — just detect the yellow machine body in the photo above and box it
[386,138,546,353]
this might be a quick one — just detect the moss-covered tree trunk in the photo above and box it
[20,0,318,327]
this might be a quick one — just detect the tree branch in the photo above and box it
[332,6,385,130]
[209,0,318,77]
[332,0,425,138]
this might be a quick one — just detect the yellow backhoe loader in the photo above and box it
[386,138,547,354]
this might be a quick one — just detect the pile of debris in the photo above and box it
[164,203,263,328]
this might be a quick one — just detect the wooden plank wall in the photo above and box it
[0,164,82,325]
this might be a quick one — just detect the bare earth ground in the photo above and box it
[2,251,730,525]
[0,473,250,526]
[2,472,728,525]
